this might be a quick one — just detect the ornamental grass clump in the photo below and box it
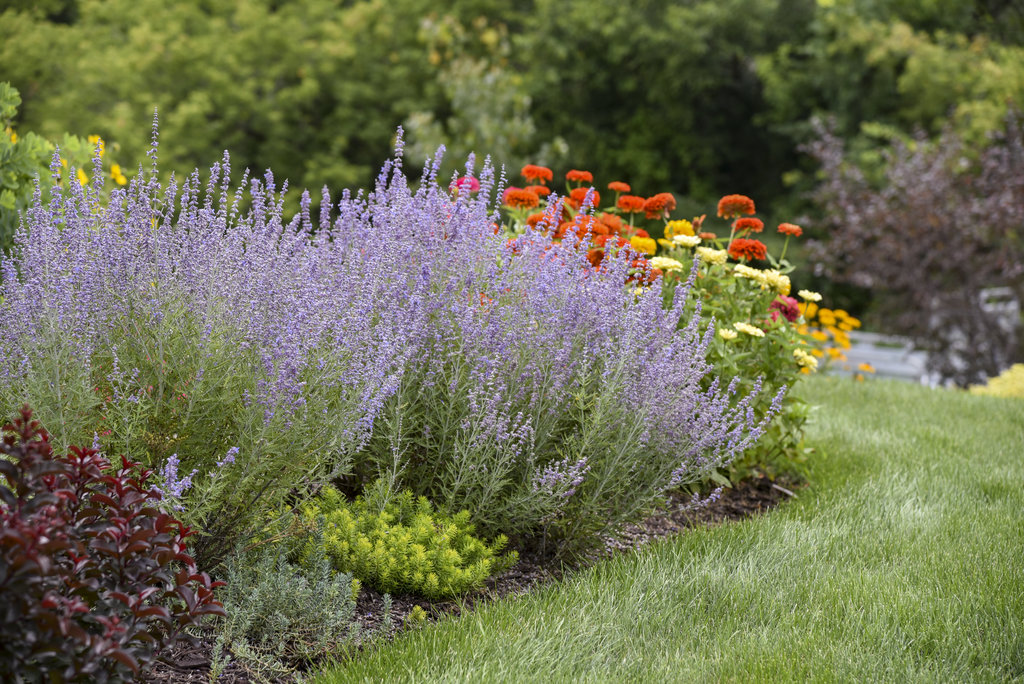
[0,122,772,560]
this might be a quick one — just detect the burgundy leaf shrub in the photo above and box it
[805,112,1024,385]
[0,406,225,681]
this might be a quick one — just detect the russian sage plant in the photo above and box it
[0,122,776,560]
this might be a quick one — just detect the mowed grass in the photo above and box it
[316,377,1024,683]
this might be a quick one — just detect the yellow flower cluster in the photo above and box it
[110,163,127,186]
[797,302,862,364]
[969,364,1024,399]
[664,219,694,238]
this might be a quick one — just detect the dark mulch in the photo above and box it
[144,475,792,683]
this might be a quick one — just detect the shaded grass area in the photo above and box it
[316,377,1024,683]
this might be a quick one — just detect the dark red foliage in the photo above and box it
[0,406,225,682]
[805,111,1024,385]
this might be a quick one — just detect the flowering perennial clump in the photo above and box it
[0,129,773,559]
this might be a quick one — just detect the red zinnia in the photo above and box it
[526,184,551,197]
[504,188,541,210]
[643,192,677,219]
[698,232,717,240]
[450,176,480,193]
[632,228,650,239]
[728,238,767,261]
[569,187,600,209]
[566,169,594,183]
[586,248,605,268]
[617,195,645,213]
[778,222,803,237]
[607,181,631,193]
[717,194,756,219]
[521,164,554,184]
[734,217,764,234]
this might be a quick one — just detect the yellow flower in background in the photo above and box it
[650,256,684,272]
[4,127,16,143]
[719,328,738,340]
[672,234,701,248]
[695,247,727,266]
[800,301,819,320]
[664,219,694,239]
[630,236,657,256]
[87,134,105,156]
[110,163,127,185]
[827,347,845,360]
[810,330,829,342]
[76,169,88,185]
[818,309,837,327]
[60,157,68,168]
[858,363,876,374]
[734,322,765,337]
[798,289,822,302]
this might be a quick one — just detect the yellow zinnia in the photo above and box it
[664,219,694,239]
[630,236,657,256]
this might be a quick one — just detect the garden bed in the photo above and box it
[146,476,789,683]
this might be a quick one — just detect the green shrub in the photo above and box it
[211,531,372,682]
[296,487,517,599]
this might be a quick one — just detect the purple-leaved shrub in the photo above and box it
[0,120,776,560]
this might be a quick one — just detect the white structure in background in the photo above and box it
[835,287,1020,386]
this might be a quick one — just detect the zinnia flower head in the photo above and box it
[643,193,677,219]
[717,194,756,219]
[672,235,701,248]
[734,217,764,234]
[618,195,646,213]
[526,184,551,197]
[798,289,822,302]
[569,186,600,209]
[719,329,738,340]
[521,164,554,184]
[597,212,624,234]
[778,222,803,237]
[728,238,767,261]
[664,219,694,239]
[770,296,800,323]
[630,235,657,256]
[633,228,650,239]
[504,188,541,210]
[793,348,819,370]
[566,169,594,183]
[650,256,684,271]
[451,176,480,193]
[607,181,631,193]
[698,232,717,240]
[762,269,791,296]
[733,322,765,337]
[695,246,728,266]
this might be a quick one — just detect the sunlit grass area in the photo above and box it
[317,377,1024,682]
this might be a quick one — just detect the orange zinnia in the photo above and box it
[586,248,606,268]
[526,184,551,197]
[698,232,717,240]
[504,188,541,210]
[597,212,624,234]
[717,194,756,219]
[734,217,764,234]
[570,187,600,209]
[643,192,677,219]
[778,222,803,237]
[617,195,645,213]
[728,238,767,261]
[607,181,630,193]
[526,212,546,228]
[521,164,554,184]
[566,169,594,183]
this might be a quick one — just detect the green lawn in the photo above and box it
[316,377,1024,683]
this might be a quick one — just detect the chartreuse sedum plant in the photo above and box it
[294,486,516,599]
[969,363,1024,398]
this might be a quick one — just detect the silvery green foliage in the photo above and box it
[0,122,775,559]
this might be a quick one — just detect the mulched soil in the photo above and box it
[144,475,792,683]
